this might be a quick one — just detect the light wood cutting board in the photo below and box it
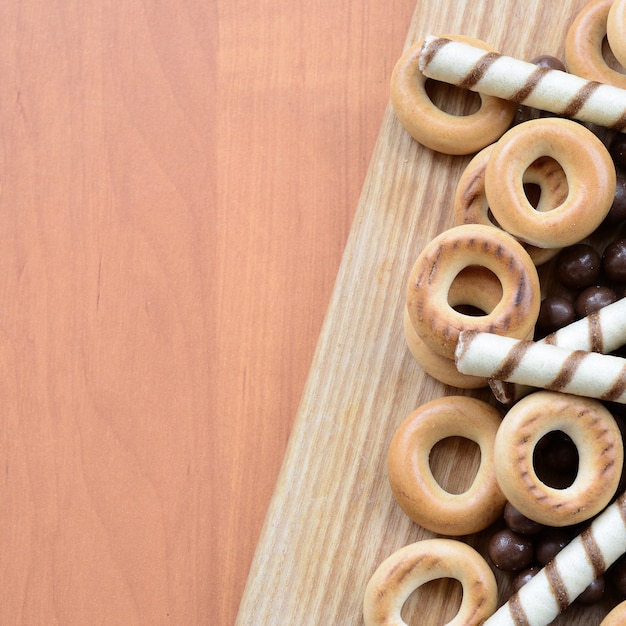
[236,1,617,624]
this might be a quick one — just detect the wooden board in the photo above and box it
[236,1,615,624]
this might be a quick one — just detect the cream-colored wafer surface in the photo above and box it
[484,493,626,625]
[418,35,626,131]
[492,297,626,404]
[455,330,626,404]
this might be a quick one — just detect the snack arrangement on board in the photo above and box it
[363,1,626,624]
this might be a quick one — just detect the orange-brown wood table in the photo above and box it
[0,0,416,624]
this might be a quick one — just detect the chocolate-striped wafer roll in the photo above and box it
[419,35,626,131]
[492,297,626,404]
[484,492,626,625]
[455,330,626,404]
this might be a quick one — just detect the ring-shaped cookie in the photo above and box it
[390,35,516,155]
[387,396,505,535]
[406,223,540,360]
[363,539,498,626]
[484,117,616,248]
[403,307,487,389]
[600,600,626,626]
[608,0,626,68]
[454,143,568,265]
[494,390,623,527]
[565,0,626,88]
[404,265,505,389]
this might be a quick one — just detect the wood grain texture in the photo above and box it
[237,1,620,625]
[0,0,416,624]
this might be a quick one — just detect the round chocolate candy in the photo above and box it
[512,566,541,592]
[610,134,626,172]
[530,54,567,71]
[536,296,576,335]
[555,244,601,290]
[488,528,534,571]
[504,502,545,535]
[533,431,579,488]
[575,576,605,605]
[603,238,626,283]
[575,285,618,317]
[604,175,626,225]
[610,555,626,595]
[535,528,571,565]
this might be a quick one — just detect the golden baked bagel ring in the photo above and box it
[388,396,505,535]
[608,0,626,68]
[494,391,624,527]
[403,307,487,389]
[404,265,504,388]
[404,265,505,389]
[565,0,626,88]
[454,143,566,265]
[406,223,541,360]
[390,35,516,155]
[363,539,498,626]
[600,600,626,626]
[484,117,616,248]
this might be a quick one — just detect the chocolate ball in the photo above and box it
[575,285,618,317]
[576,576,605,605]
[512,566,541,592]
[604,176,626,225]
[488,528,534,571]
[536,528,572,565]
[610,555,626,595]
[603,238,626,283]
[610,134,626,172]
[555,244,601,290]
[536,296,576,335]
[504,502,545,535]
[533,431,579,490]
[530,55,567,72]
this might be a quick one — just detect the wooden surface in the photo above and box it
[213,2,418,623]
[237,1,622,625]
[0,1,420,625]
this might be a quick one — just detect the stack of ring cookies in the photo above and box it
[404,223,541,388]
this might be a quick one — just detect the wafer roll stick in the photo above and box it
[484,492,626,625]
[455,330,626,404]
[419,36,626,131]
[492,297,626,404]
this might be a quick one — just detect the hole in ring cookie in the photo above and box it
[430,436,480,494]
[447,265,502,317]
[522,157,568,212]
[424,79,481,116]
[532,430,580,489]
[401,577,462,624]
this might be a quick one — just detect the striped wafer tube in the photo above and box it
[492,297,626,404]
[418,35,626,131]
[455,330,626,404]
[484,492,626,625]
